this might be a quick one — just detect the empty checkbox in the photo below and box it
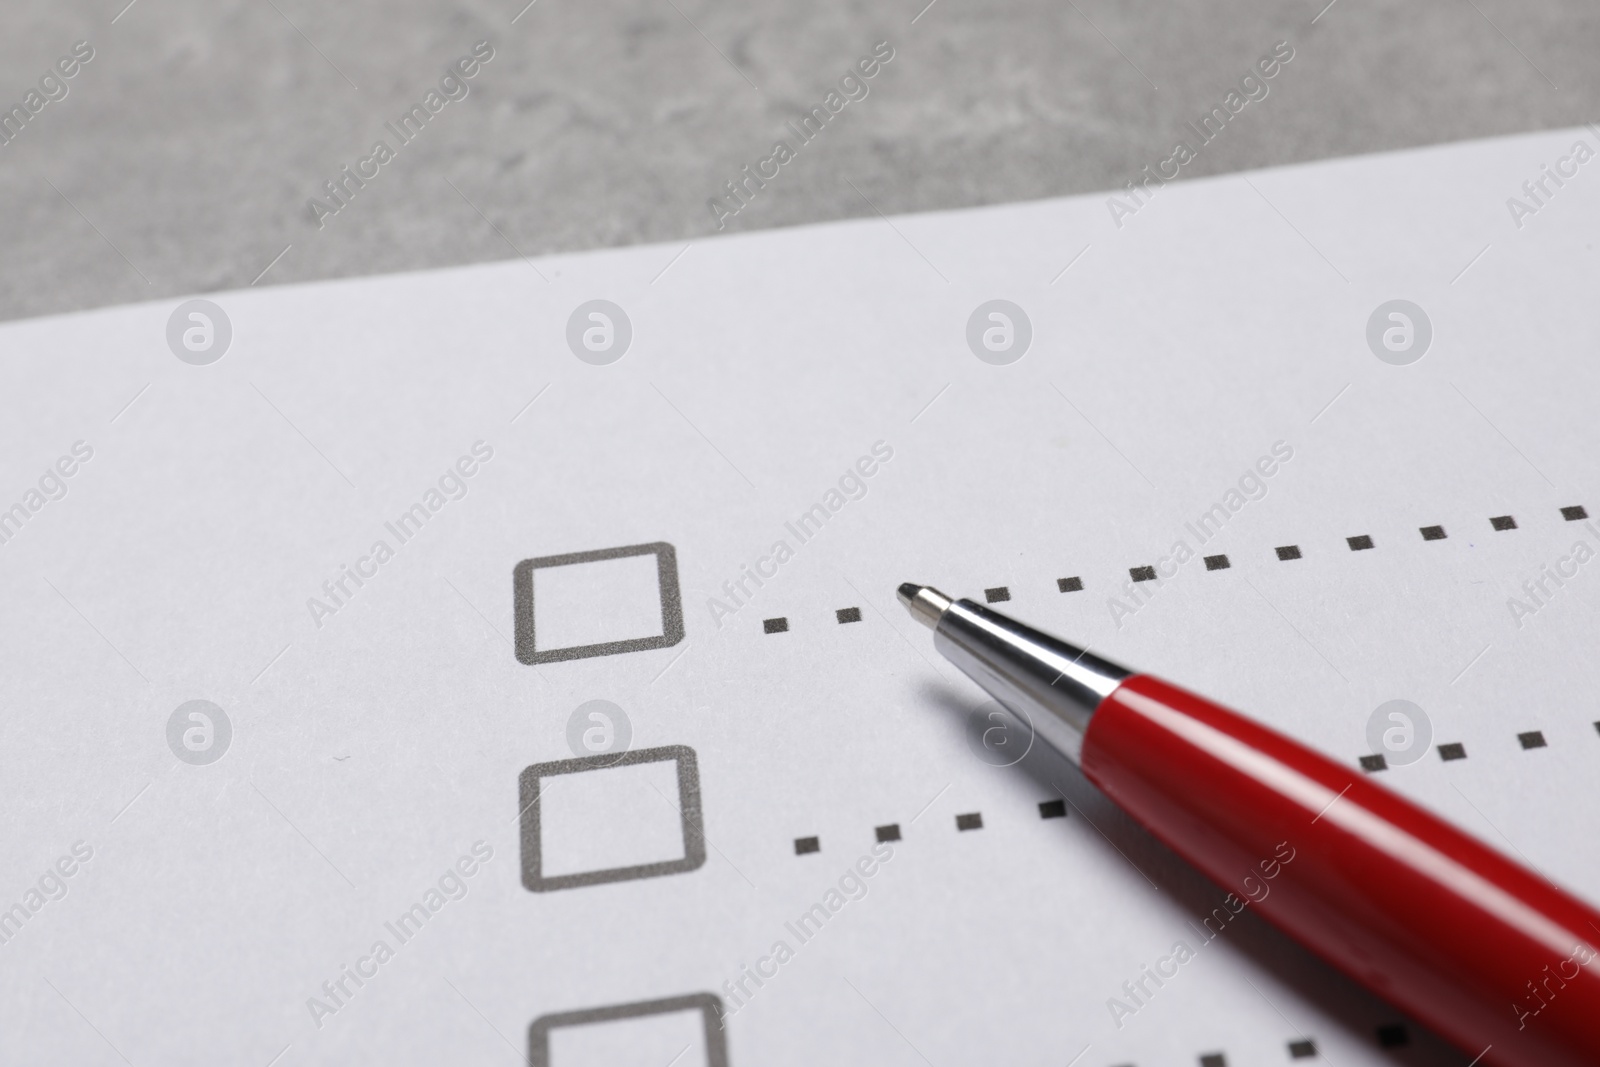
[513,542,684,665]
[519,746,705,892]
[529,993,728,1067]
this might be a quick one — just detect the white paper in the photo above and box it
[2,125,1598,1067]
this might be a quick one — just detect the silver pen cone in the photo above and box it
[897,583,1131,763]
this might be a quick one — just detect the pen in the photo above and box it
[897,584,1600,1067]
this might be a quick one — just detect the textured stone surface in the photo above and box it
[0,0,1593,321]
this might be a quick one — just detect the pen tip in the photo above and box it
[897,583,952,629]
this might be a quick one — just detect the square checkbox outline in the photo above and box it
[528,992,729,1067]
[513,541,685,665]
[519,744,707,892]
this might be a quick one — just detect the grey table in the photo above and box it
[1,0,1594,323]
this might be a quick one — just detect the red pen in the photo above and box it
[898,584,1600,1067]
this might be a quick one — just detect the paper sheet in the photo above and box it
[2,125,1598,1066]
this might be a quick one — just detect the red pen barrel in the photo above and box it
[1079,674,1600,1067]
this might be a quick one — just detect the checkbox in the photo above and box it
[519,746,705,892]
[530,993,728,1067]
[514,542,684,665]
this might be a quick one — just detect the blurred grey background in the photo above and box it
[0,0,1594,322]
